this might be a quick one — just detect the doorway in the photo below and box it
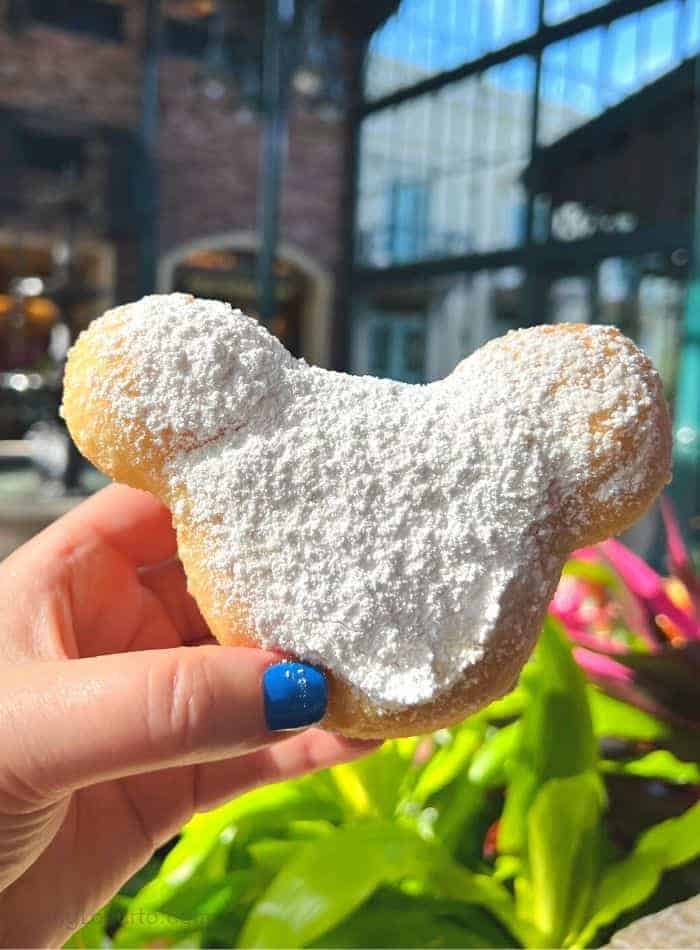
[158,233,333,367]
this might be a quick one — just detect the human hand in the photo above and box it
[0,484,378,947]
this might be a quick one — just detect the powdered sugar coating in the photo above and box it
[79,294,665,710]
[98,294,294,445]
[174,374,555,707]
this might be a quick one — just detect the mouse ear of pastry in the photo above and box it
[451,323,671,550]
[61,301,167,494]
[61,293,294,496]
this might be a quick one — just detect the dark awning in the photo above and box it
[523,58,697,227]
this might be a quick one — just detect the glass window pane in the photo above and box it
[358,58,535,265]
[539,28,605,144]
[549,276,593,322]
[538,5,685,146]
[352,269,526,381]
[545,0,610,25]
[687,0,700,56]
[604,3,684,107]
[637,271,684,391]
[364,0,537,101]
[606,11,640,102]
[638,1,681,82]
[533,8,695,242]
[353,256,685,388]
[597,255,684,395]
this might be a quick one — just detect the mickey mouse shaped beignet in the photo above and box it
[62,294,671,738]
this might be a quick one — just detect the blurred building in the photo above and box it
[353,54,584,380]
[0,1,360,388]
[345,0,700,554]
[0,0,401,554]
[2,0,700,550]
[2,0,698,395]
[349,0,700,399]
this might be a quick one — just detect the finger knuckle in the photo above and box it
[146,653,218,758]
[0,761,56,814]
[290,732,327,776]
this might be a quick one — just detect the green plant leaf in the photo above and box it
[112,827,231,932]
[237,822,406,948]
[431,778,490,860]
[587,687,668,742]
[248,840,298,875]
[114,873,256,948]
[412,723,485,804]
[237,821,527,949]
[310,888,515,948]
[482,686,526,721]
[285,819,335,840]
[331,740,417,818]
[173,937,203,948]
[602,750,700,785]
[330,761,377,816]
[520,618,597,781]
[587,687,700,764]
[468,722,520,788]
[576,799,700,946]
[493,855,521,883]
[498,619,597,859]
[113,911,202,947]
[562,558,620,590]
[497,763,538,855]
[525,772,604,947]
[183,780,342,851]
[63,908,111,949]
[116,781,337,938]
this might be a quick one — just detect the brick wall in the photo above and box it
[0,17,345,278]
[158,55,343,273]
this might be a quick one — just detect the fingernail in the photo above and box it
[263,662,327,731]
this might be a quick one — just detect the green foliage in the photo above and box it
[64,911,110,949]
[497,618,597,859]
[237,822,527,949]
[576,800,700,946]
[561,558,621,590]
[602,750,700,784]
[66,621,700,950]
[310,888,515,948]
[526,773,604,946]
[587,688,668,742]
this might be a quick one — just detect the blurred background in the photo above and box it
[0,0,698,559]
[4,8,700,945]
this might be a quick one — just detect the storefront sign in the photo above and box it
[552,202,638,242]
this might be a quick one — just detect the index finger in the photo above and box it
[43,482,177,567]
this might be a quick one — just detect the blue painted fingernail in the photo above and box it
[263,662,327,731]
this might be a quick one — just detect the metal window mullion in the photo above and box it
[360,0,670,118]
[139,0,162,297]
[523,0,546,325]
[676,0,690,62]
[256,0,292,326]
[525,0,546,246]
[334,36,366,371]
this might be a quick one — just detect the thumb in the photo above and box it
[1,646,327,799]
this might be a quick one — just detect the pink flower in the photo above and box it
[573,647,633,684]
[549,497,700,727]
[599,538,700,642]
